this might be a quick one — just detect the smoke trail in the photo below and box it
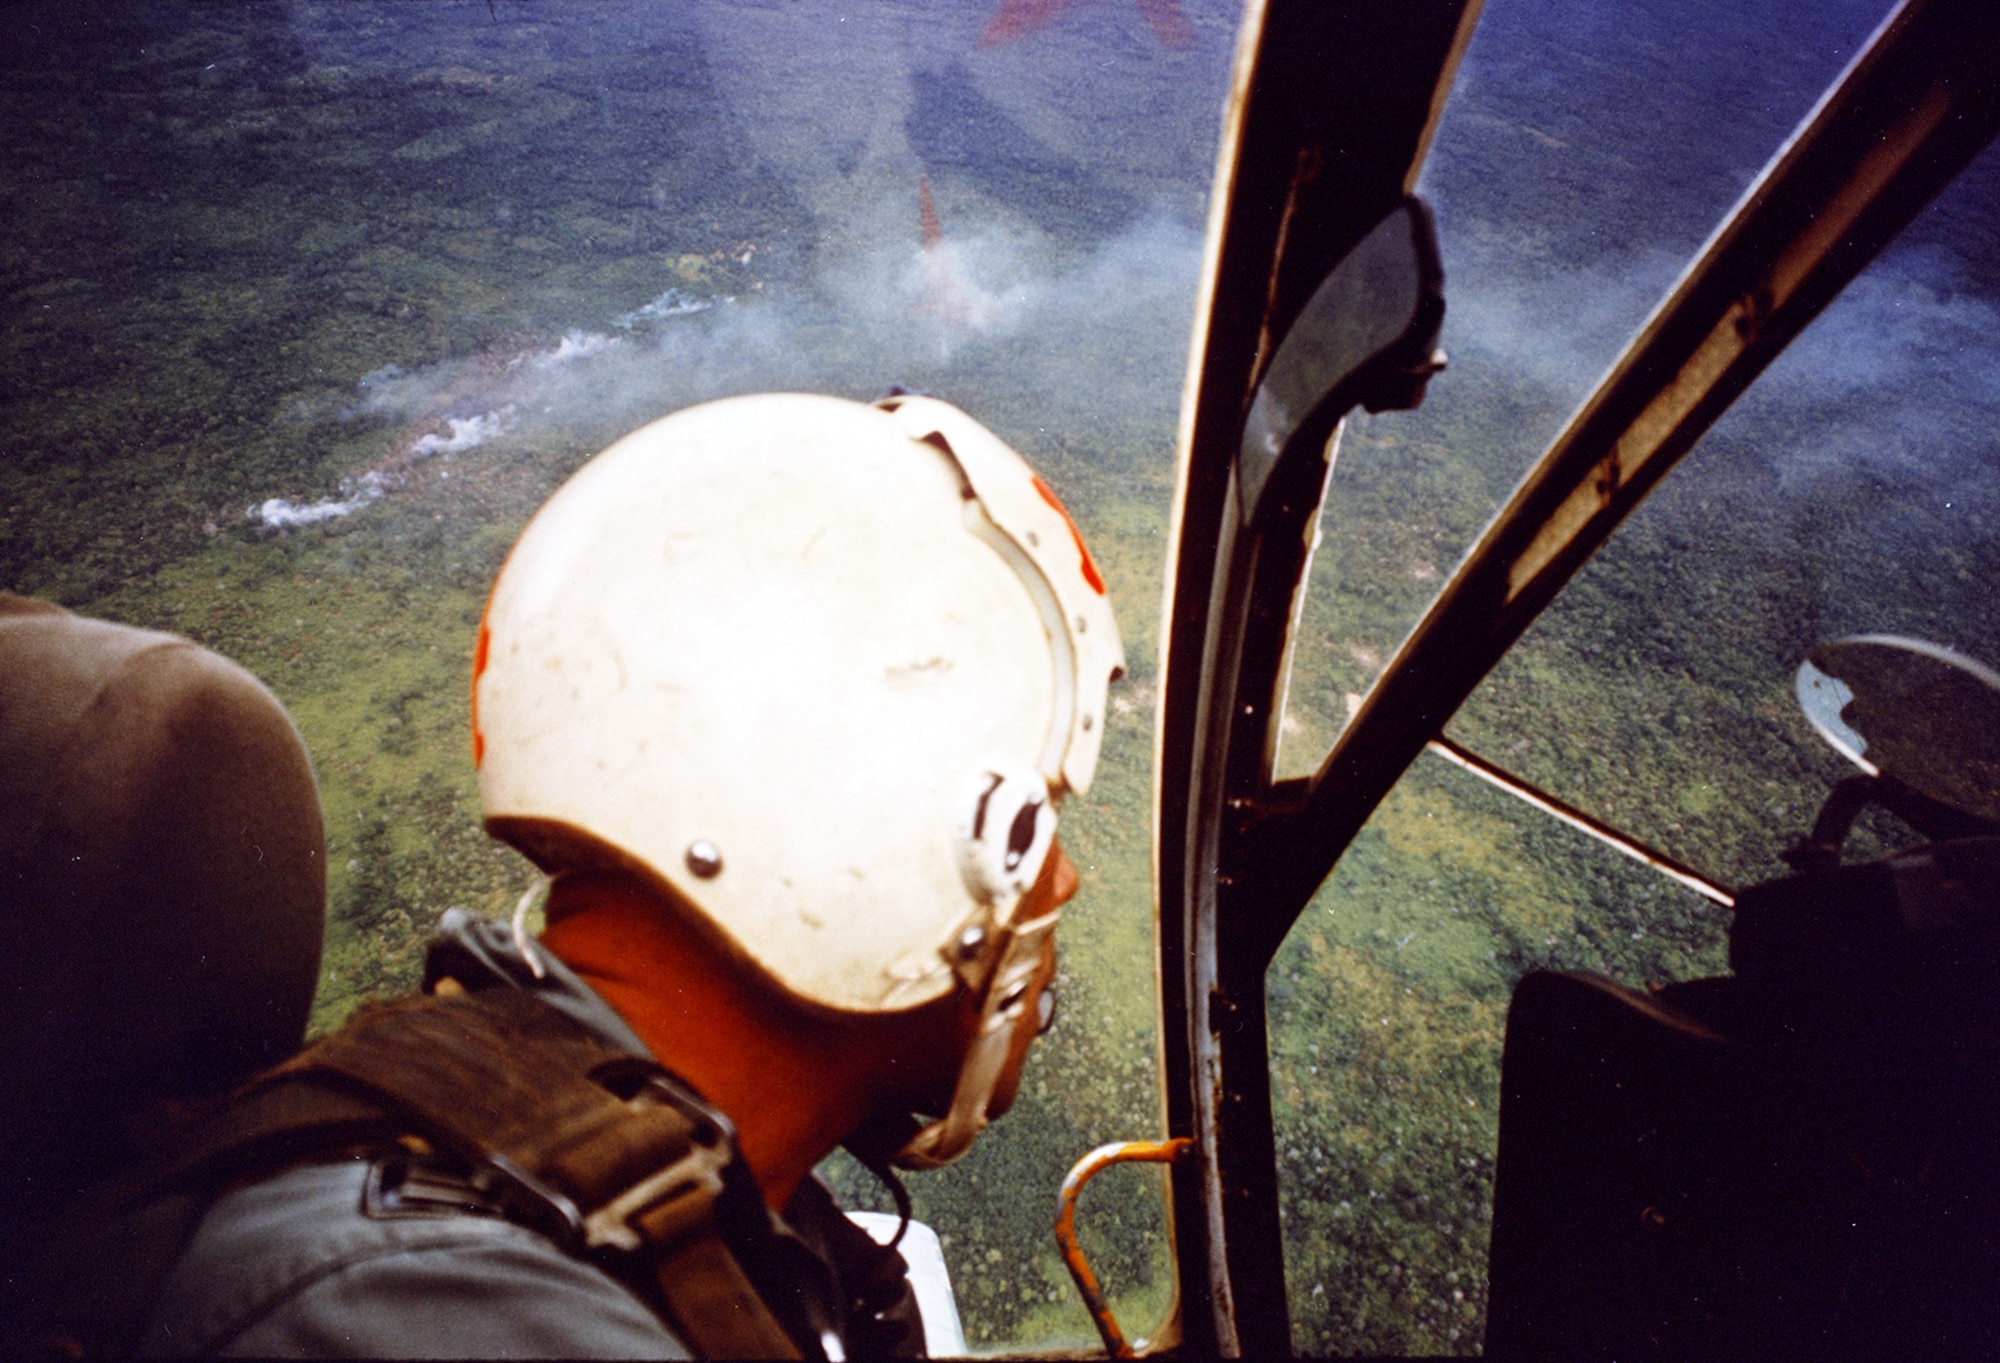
[250,205,1206,530]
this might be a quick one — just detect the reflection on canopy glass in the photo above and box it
[0,1,1231,1350]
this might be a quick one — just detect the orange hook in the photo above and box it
[1054,1136,1195,1358]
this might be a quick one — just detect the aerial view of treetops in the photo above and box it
[4,0,1998,1354]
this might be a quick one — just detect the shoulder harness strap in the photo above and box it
[156,989,803,1360]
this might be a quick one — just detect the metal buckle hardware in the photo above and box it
[582,1140,732,1253]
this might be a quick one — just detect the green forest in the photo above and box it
[5,2,1996,1356]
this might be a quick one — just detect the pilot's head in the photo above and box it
[471,392,1122,1166]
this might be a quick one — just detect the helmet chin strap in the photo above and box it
[894,764,1062,1170]
[893,902,1058,1170]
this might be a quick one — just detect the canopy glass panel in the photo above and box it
[1260,0,2000,1354]
[1271,0,1893,781]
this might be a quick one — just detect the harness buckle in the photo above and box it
[582,1140,731,1252]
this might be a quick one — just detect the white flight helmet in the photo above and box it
[474,392,1122,1166]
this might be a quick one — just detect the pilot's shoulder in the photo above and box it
[143,1159,690,1359]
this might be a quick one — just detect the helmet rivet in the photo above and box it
[1082,713,1094,732]
[1025,531,1040,547]
[955,924,987,961]
[1075,616,1087,633]
[685,840,723,878]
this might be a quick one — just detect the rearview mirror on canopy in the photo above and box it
[1798,634,2000,825]
[1236,195,1446,526]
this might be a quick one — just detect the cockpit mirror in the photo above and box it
[1236,195,1445,525]
[1797,634,2000,824]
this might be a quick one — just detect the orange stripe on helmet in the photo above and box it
[470,618,490,767]
[1031,473,1106,596]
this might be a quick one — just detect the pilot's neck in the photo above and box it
[538,871,960,1209]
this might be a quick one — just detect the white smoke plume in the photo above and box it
[251,206,1207,530]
